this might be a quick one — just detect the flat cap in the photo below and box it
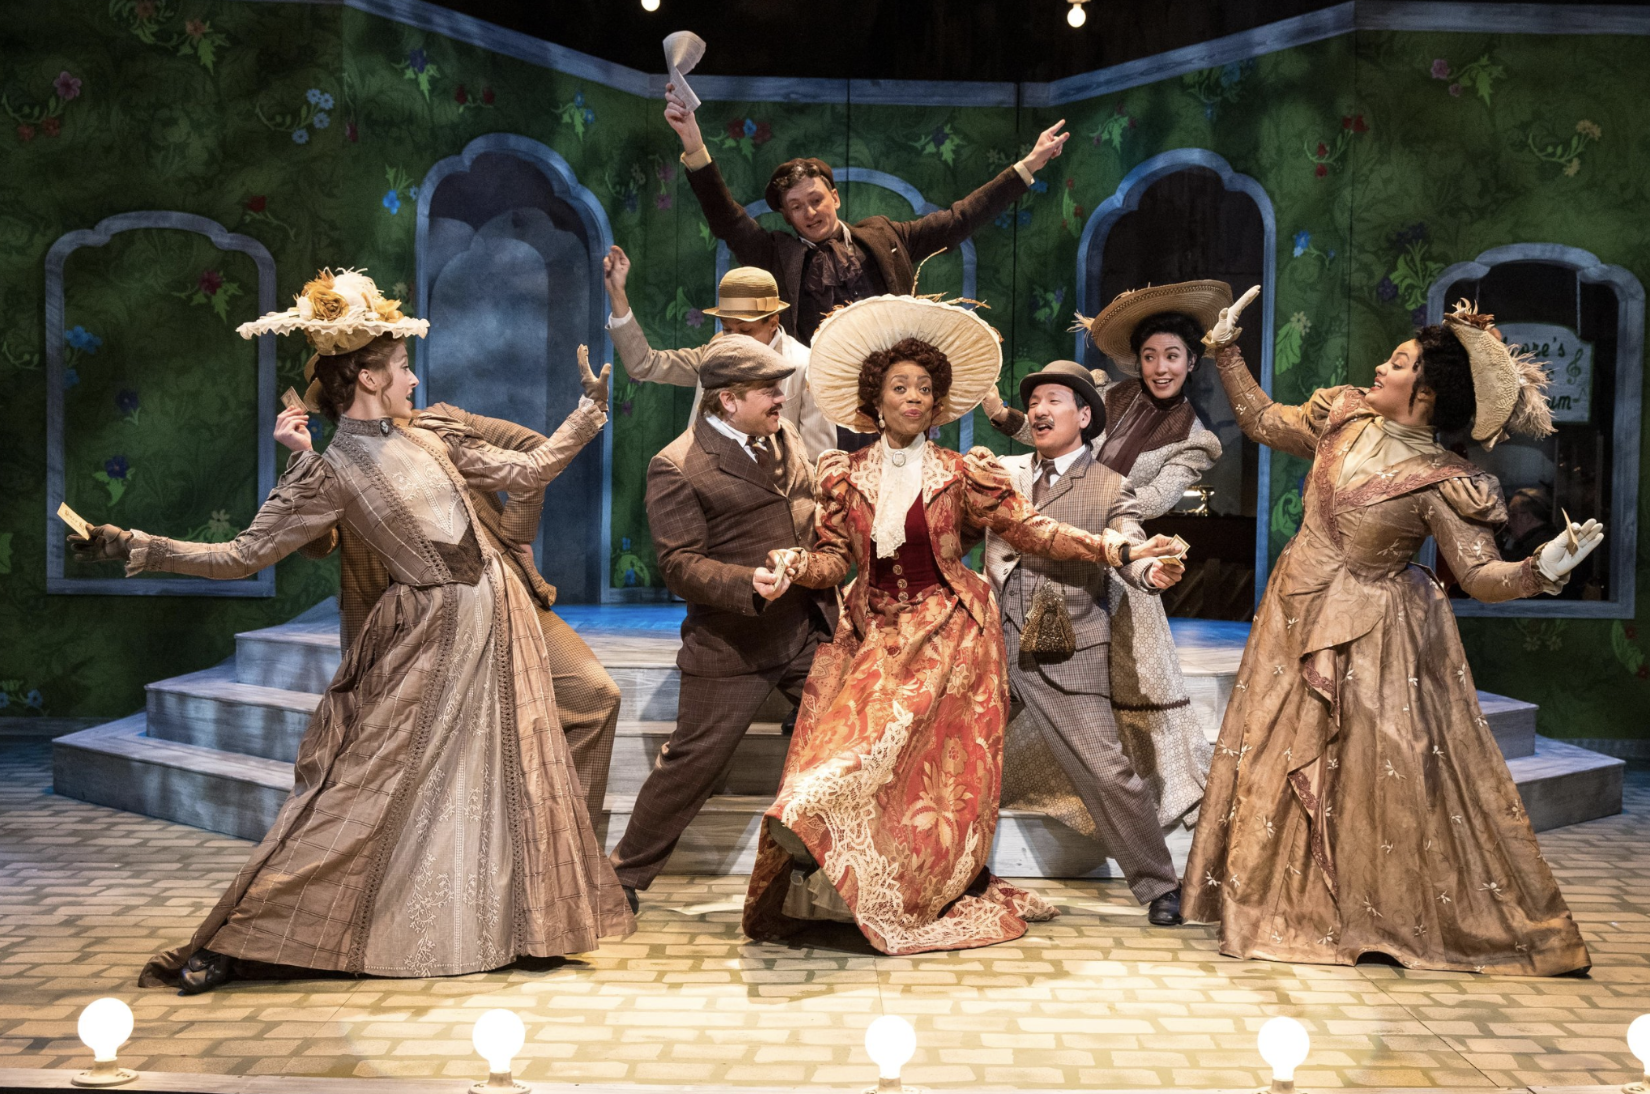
[699,333,796,390]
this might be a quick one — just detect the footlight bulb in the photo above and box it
[1257,1016,1310,1094]
[1625,1014,1650,1093]
[470,1009,529,1094]
[1067,3,1087,28]
[865,1015,917,1093]
[71,998,137,1087]
[641,0,660,11]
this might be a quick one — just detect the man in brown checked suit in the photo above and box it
[662,85,1072,346]
[984,362,1189,926]
[300,371,622,820]
[609,334,834,910]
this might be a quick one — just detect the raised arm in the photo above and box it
[1213,346,1344,460]
[426,402,552,546]
[604,244,706,390]
[899,119,1066,260]
[426,349,609,497]
[667,87,780,271]
[114,450,344,580]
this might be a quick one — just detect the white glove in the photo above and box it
[1204,284,1261,350]
[1535,518,1604,582]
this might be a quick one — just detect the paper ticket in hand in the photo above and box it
[57,502,92,540]
[281,387,308,413]
[663,31,706,114]
[1559,508,1580,553]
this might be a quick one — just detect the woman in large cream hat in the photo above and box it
[71,269,632,992]
[983,282,1228,843]
[736,295,1183,955]
[1184,287,1603,976]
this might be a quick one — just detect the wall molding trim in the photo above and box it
[279,0,1650,108]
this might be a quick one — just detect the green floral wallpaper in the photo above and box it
[2,4,1645,741]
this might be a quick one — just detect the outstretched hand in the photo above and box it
[69,523,133,563]
[1204,284,1261,350]
[753,565,792,602]
[664,83,705,156]
[1536,518,1605,583]
[1132,533,1187,560]
[577,344,612,411]
[1020,119,1070,174]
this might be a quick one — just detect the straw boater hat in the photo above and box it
[807,295,1002,432]
[1072,280,1232,376]
[237,269,429,410]
[1442,299,1555,449]
[702,267,789,321]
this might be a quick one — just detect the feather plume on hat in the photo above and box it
[1442,299,1554,449]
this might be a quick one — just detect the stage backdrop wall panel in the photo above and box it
[1344,31,1650,739]
[2,7,1647,745]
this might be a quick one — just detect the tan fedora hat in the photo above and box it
[807,295,1002,432]
[1442,300,1555,449]
[1073,280,1232,376]
[702,266,789,321]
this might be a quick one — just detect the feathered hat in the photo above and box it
[237,269,429,411]
[1442,299,1555,449]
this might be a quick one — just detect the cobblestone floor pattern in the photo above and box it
[2,741,1646,1088]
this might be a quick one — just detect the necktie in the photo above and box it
[1033,460,1054,506]
[747,434,776,473]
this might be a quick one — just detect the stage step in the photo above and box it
[52,604,1620,877]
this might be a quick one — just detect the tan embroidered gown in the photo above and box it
[1182,348,1589,975]
[136,413,632,985]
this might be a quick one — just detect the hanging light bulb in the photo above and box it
[1625,1014,1650,1093]
[1257,1017,1311,1094]
[70,998,137,1088]
[1067,1,1088,28]
[641,0,661,10]
[470,1009,529,1094]
[865,1015,917,1093]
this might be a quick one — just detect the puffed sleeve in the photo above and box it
[1127,428,1222,519]
[1214,345,1346,459]
[788,450,856,589]
[420,402,606,496]
[126,450,345,580]
[1423,472,1549,602]
[958,447,1130,566]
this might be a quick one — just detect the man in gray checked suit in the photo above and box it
[984,361,1188,926]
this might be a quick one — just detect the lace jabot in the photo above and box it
[871,432,926,558]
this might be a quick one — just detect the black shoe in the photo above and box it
[1147,887,1183,927]
[622,885,639,915]
[178,949,233,995]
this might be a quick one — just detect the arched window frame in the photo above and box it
[1073,148,1278,601]
[415,134,624,600]
[45,212,278,597]
[1426,243,1643,619]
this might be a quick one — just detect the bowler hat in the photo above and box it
[1019,360,1105,443]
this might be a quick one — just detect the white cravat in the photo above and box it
[872,433,926,558]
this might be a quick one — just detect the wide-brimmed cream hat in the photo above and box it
[1443,300,1555,449]
[237,269,429,356]
[807,295,1002,432]
[238,269,428,411]
[702,266,789,321]
[1073,280,1232,376]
